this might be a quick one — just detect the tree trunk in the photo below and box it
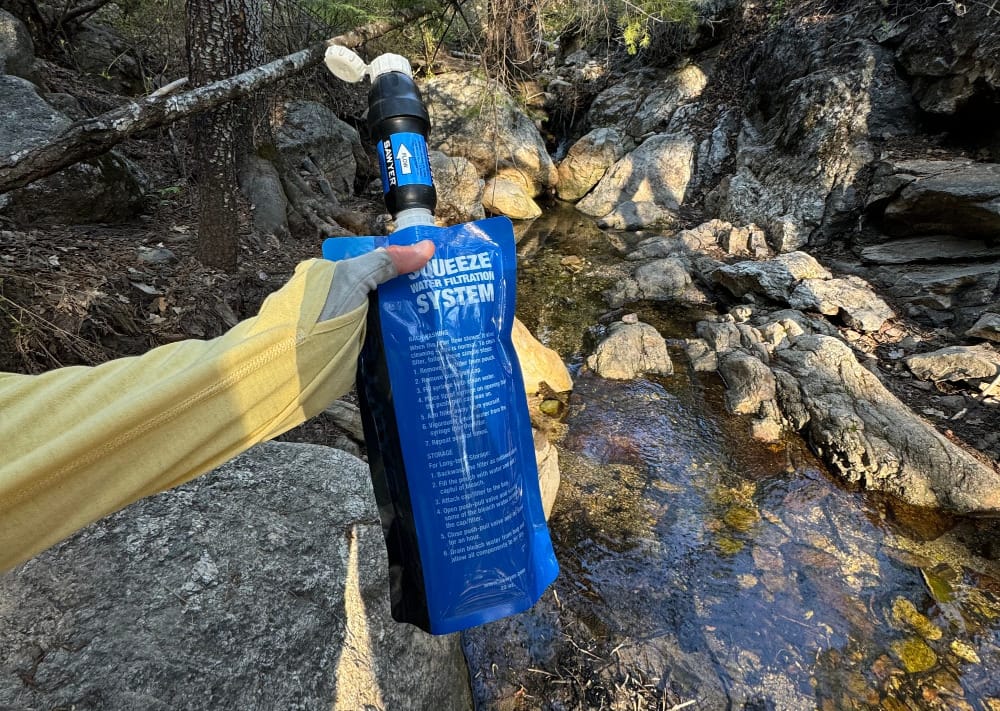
[186,0,254,271]
[483,0,540,78]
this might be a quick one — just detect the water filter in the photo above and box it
[321,47,558,634]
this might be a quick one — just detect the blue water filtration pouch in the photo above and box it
[323,218,559,634]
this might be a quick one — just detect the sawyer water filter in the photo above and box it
[321,48,558,634]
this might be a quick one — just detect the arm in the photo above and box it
[0,247,428,572]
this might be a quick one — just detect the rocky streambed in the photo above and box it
[464,206,1000,710]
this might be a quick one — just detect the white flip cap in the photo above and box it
[368,53,413,79]
[324,45,367,83]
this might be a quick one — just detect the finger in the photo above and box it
[385,240,435,276]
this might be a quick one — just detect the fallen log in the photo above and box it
[0,8,428,195]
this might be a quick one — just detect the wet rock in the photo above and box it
[967,313,1000,343]
[0,9,39,83]
[860,236,1000,265]
[0,442,473,711]
[713,252,831,302]
[482,174,542,220]
[533,430,561,519]
[586,321,673,380]
[577,133,696,220]
[607,257,693,307]
[275,101,364,198]
[556,127,628,202]
[772,335,1000,515]
[788,276,895,332]
[429,151,485,225]
[512,318,573,394]
[891,597,943,641]
[718,351,776,416]
[596,200,676,230]
[0,76,146,225]
[905,345,1000,383]
[422,72,556,194]
[881,162,1000,239]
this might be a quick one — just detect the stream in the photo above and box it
[462,206,1000,710]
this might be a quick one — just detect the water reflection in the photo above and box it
[462,207,1000,710]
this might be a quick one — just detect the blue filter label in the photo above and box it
[378,132,433,192]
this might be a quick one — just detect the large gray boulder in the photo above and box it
[0,9,40,83]
[586,320,673,380]
[422,73,556,195]
[0,443,473,711]
[576,132,696,222]
[709,22,914,247]
[878,161,1000,239]
[0,75,146,224]
[66,23,146,95]
[429,151,485,225]
[556,127,629,202]
[895,2,1000,116]
[787,276,895,333]
[713,251,831,303]
[625,64,709,138]
[275,101,365,198]
[905,345,1000,383]
[773,336,1000,515]
[875,260,1000,331]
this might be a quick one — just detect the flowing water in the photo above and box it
[462,206,1000,710]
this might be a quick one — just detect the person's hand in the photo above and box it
[319,240,435,320]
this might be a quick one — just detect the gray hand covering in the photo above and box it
[319,248,399,321]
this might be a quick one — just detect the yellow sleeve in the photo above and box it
[0,259,366,572]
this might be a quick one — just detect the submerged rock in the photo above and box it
[586,321,673,380]
[0,443,473,711]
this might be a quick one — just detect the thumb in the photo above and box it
[318,240,436,321]
[386,240,435,276]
